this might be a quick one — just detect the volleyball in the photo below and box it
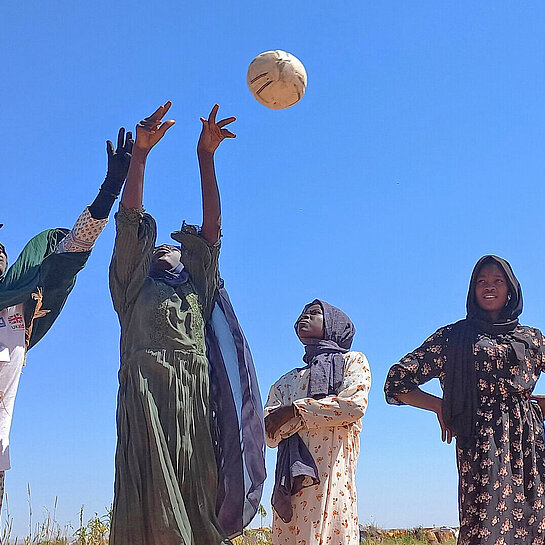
[246,50,307,110]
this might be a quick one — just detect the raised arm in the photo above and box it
[88,128,133,219]
[197,104,236,244]
[56,128,133,254]
[121,101,175,210]
[109,103,174,314]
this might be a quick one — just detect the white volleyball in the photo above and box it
[247,50,307,110]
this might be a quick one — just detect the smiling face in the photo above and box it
[296,303,325,343]
[474,262,509,321]
[150,245,182,271]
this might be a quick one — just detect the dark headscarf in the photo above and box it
[442,255,529,447]
[148,245,189,287]
[296,299,356,399]
[466,255,523,325]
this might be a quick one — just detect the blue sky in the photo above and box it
[3,0,545,537]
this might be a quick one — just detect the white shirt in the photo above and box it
[0,304,26,470]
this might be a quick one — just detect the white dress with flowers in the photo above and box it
[264,351,371,545]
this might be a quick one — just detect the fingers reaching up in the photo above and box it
[135,101,176,155]
[198,104,236,154]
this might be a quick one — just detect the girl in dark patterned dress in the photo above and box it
[384,255,545,545]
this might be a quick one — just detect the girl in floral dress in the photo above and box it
[385,255,545,545]
[264,299,371,545]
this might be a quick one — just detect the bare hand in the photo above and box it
[197,104,236,155]
[134,101,175,155]
[265,405,296,436]
[436,405,454,444]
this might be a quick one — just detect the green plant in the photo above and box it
[232,527,272,545]
[74,506,110,545]
[257,504,267,529]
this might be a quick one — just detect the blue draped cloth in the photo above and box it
[206,281,266,538]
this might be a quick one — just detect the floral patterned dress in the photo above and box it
[384,324,545,545]
[264,351,371,545]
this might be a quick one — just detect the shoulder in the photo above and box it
[173,223,221,251]
[417,323,457,345]
[517,324,542,335]
[270,366,305,390]
[434,323,456,336]
[344,351,371,383]
[343,350,369,366]
[516,325,545,347]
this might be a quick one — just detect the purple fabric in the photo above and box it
[272,434,319,523]
[206,281,266,538]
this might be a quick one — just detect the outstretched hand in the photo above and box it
[106,128,134,184]
[197,104,236,155]
[134,101,176,156]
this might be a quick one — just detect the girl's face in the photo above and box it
[296,303,325,342]
[474,262,509,320]
[151,245,181,270]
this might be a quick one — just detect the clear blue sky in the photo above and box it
[3,0,545,537]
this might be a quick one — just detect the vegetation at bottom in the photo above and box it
[0,494,455,545]
[231,525,458,544]
[232,524,458,545]
[0,488,110,545]
[363,539,456,545]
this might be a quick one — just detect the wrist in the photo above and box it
[132,147,149,162]
[101,175,123,195]
[197,148,215,160]
[98,187,119,198]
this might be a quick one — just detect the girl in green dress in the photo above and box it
[109,101,236,545]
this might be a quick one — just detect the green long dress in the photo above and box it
[109,205,225,545]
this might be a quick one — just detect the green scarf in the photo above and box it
[0,228,90,350]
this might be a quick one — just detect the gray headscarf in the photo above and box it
[295,299,356,398]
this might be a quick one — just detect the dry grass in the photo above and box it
[0,492,455,545]
[231,526,457,545]
[0,488,110,545]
